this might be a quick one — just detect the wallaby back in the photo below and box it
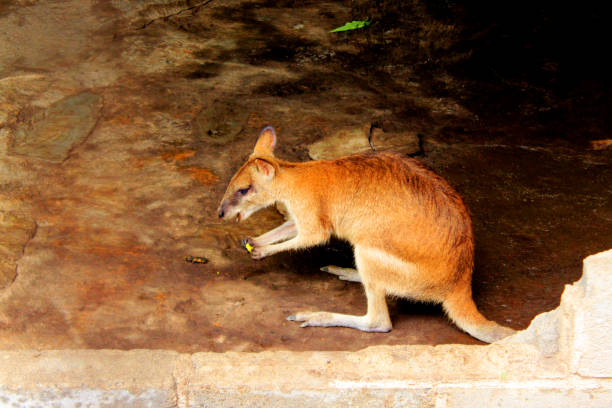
[218,127,515,343]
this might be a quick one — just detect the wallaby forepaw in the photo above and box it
[251,250,264,260]
[241,237,265,259]
[241,237,255,252]
[250,246,266,260]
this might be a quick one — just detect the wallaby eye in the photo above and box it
[238,186,251,195]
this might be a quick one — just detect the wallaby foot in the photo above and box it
[287,312,391,333]
[320,265,361,282]
[287,283,391,332]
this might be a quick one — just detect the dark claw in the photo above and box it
[241,237,255,253]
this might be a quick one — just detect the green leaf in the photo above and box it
[329,20,371,33]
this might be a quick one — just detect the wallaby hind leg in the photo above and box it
[287,282,391,332]
[320,265,361,282]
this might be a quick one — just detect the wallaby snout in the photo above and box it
[217,199,244,222]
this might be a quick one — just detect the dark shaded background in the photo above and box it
[347,0,610,143]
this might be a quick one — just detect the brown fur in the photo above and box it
[218,127,515,343]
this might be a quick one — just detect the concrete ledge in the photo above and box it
[1,249,611,407]
[1,344,610,407]
[0,350,179,407]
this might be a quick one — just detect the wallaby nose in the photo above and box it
[218,208,225,219]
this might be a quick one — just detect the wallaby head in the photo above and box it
[217,126,279,222]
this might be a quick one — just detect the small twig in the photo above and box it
[368,121,381,151]
[138,0,215,30]
[407,133,425,157]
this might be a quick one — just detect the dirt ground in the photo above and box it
[0,0,610,352]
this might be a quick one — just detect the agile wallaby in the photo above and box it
[217,126,515,343]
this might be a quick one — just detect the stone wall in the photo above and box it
[1,249,611,407]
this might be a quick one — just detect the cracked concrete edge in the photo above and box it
[0,211,37,291]
[6,218,38,290]
[502,248,612,378]
[1,344,610,407]
[173,353,195,408]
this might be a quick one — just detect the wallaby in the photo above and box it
[217,126,515,343]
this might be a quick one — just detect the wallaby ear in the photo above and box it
[254,158,275,179]
[253,126,277,156]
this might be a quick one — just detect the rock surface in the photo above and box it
[0,0,610,352]
[193,100,249,145]
[308,125,420,160]
[9,93,102,162]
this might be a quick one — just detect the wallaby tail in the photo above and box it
[443,283,515,343]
